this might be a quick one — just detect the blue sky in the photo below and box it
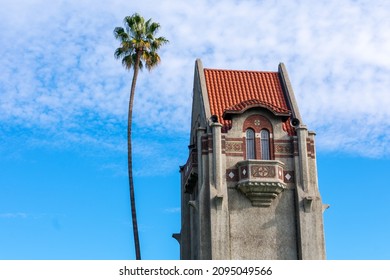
[0,0,389,260]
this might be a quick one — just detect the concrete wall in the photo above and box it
[225,109,298,259]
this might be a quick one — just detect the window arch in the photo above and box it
[260,129,270,160]
[243,115,274,160]
[246,128,255,159]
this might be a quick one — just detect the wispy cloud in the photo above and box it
[0,0,389,159]
[0,213,28,219]
[0,212,66,220]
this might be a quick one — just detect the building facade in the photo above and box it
[175,59,327,260]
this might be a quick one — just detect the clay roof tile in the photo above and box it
[204,68,295,135]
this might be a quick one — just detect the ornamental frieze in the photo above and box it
[275,143,293,154]
[225,141,243,152]
[274,140,294,158]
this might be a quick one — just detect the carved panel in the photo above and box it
[283,171,295,183]
[239,166,249,179]
[226,169,238,182]
[225,141,243,152]
[251,165,276,178]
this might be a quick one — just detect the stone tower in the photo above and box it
[174,59,327,260]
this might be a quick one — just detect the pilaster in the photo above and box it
[210,122,230,259]
[197,127,212,259]
[294,125,326,259]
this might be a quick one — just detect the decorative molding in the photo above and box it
[225,137,243,141]
[225,152,244,157]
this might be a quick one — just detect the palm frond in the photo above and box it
[122,54,135,70]
[148,22,160,35]
[113,27,128,41]
[143,51,161,71]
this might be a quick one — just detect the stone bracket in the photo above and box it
[303,196,313,212]
[237,182,286,207]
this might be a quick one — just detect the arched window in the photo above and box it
[246,129,255,159]
[260,129,270,160]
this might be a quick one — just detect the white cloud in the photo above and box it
[0,0,389,159]
[0,213,28,219]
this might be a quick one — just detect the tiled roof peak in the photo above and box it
[203,68,294,135]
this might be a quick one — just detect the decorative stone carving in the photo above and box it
[251,165,275,178]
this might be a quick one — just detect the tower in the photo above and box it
[175,59,327,260]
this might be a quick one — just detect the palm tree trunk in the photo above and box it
[128,52,141,260]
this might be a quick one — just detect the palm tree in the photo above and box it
[113,13,168,260]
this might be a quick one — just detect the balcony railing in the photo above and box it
[236,160,286,207]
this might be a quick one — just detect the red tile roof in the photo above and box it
[203,68,294,135]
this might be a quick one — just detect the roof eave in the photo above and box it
[223,104,291,121]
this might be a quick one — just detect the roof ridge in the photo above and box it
[204,68,278,74]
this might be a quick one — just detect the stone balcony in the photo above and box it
[236,160,286,207]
